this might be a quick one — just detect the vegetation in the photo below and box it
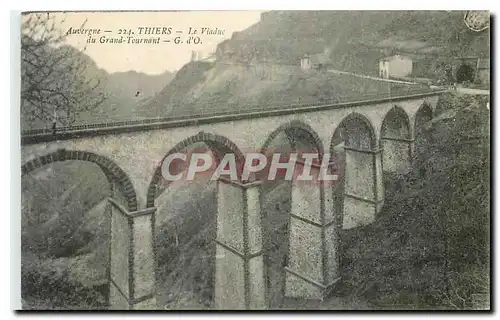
[146,60,429,118]
[21,162,110,310]
[21,13,107,128]
[155,182,217,309]
[20,13,174,130]
[336,92,489,310]
[146,11,489,118]
[218,11,489,73]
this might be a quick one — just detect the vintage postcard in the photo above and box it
[18,10,490,310]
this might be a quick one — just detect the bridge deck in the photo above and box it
[21,89,446,145]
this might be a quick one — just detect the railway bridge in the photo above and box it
[21,90,443,309]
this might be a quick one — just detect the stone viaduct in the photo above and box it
[20,91,442,309]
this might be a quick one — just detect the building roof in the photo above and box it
[302,52,330,64]
[380,54,412,62]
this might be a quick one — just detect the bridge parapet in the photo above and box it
[21,89,445,145]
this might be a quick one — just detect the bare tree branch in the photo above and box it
[21,13,107,128]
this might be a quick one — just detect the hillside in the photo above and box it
[145,60,428,118]
[20,44,174,130]
[333,93,490,310]
[21,11,489,127]
[218,11,489,71]
[146,10,488,117]
[78,69,175,124]
[21,162,110,310]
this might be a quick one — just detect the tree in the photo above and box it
[21,13,106,129]
[434,61,455,85]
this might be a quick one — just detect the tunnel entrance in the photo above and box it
[456,63,475,84]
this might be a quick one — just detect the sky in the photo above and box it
[27,11,263,75]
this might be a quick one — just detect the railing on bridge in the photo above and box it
[21,87,443,137]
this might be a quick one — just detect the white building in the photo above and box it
[379,55,413,79]
[300,50,332,71]
[300,54,312,70]
[191,50,204,62]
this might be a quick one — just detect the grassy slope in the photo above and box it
[145,60,427,118]
[154,182,217,309]
[21,162,110,310]
[222,11,489,70]
[330,92,490,310]
[145,11,489,118]
[78,69,175,124]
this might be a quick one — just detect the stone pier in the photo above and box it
[214,178,266,309]
[285,161,341,299]
[108,187,156,310]
[343,146,384,229]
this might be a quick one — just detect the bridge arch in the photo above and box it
[146,131,244,207]
[259,120,325,156]
[330,112,383,230]
[380,106,412,174]
[21,148,138,211]
[331,112,378,152]
[21,148,147,309]
[415,103,434,134]
[413,103,434,157]
[381,106,411,140]
[147,132,247,308]
[257,120,327,306]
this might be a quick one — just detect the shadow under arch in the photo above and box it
[456,63,475,84]
[146,131,244,208]
[259,120,325,157]
[413,103,434,157]
[381,106,411,140]
[415,103,434,132]
[21,148,138,211]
